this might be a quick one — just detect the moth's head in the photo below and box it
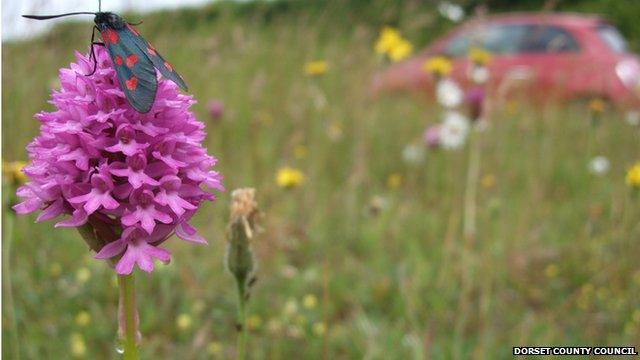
[94,12,125,29]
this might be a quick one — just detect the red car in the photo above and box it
[374,13,640,108]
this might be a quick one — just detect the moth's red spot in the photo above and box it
[126,24,140,36]
[125,76,138,91]
[114,55,124,66]
[102,29,119,45]
[164,61,173,72]
[147,46,157,56]
[126,54,139,68]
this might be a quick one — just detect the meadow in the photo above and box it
[2,1,640,359]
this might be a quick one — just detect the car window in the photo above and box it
[597,24,628,53]
[445,24,530,56]
[445,24,580,57]
[520,26,580,53]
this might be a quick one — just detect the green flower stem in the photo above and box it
[118,274,139,360]
[236,278,248,360]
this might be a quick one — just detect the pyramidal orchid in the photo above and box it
[13,47,224,275]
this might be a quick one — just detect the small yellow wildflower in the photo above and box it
[327,121,343,141]
[588,98,606,114]
[3,160,28,185]
[75,268,91,284]
[176,313,193,331]
[304,61,328,77]
[422,56,453,77]
[207,341,223,355]
[375,27,402,55]
[276,167,305,188]
[544,264,559,278]
[468,47,491,66]
[75,311,91,327]
[480,174,496,189]
[70,333,86,357]
[294,145,308,160]
[246,314,262,330]
[49,263,62,277]
[626,162,640,188]
[388,39,413,62]
[386,173,402,189]
[312,322,327,336]
[505,99,519,116]
[302,294,318,309]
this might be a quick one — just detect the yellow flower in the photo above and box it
[386,173,402,189]
[302,294,318,309]
[468,47,491,66]
[207,341,223,355]
[3,160,28,185]
[588,98,606,114]
[246,314,262,330]
[375,27,401,55]
[626,162,640,188]
[327,121,343,141]
[544,264,559,278]
[75,311,91,327]
[304,61,328,77]
[176,313,193,331]
[294,145,308,160]
[480,174,496,189]
[388,39,413,62]
[505,100,519,116]
[312,322,327,336]
[49,263,62,277]
[70,333,86,358]
[276,167,305,188]
[422,56,453,77]
[75,268,91,284]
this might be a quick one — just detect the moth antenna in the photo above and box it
[99,0,102,12]
[22,12,95,20]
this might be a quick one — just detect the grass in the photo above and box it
[2,1,640,358]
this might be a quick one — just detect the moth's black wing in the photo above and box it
[122,24,188,91]
[100,27,158,113]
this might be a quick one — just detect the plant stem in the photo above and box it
[3,211,21,360]
[236,279,247,360]
[118,274,139,360]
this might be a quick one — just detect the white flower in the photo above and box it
[626,111,640,126]
[436,79,463,108]
[438,2,464,22]
[470,66,489,84]
[439,111,469,149]
[588,156,610,176]
[402,143,426,165]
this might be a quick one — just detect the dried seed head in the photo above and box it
[226,188,260,298]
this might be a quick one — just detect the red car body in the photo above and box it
[374,13,640,108]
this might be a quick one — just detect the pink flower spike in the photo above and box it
[13,47,223,274]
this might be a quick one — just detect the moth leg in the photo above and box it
[85,27,102,76]
[127,20,143,26]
